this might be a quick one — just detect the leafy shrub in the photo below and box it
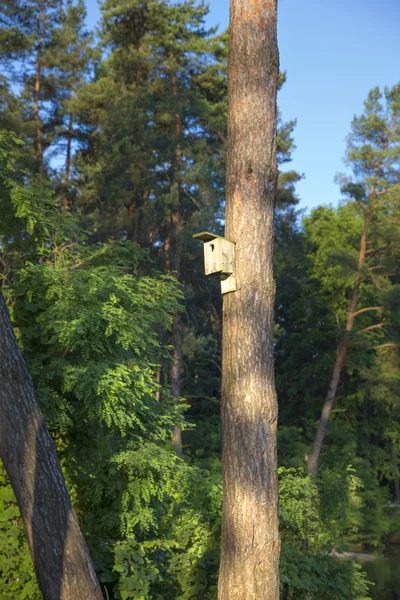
[0,465,41,600]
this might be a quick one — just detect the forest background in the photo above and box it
[0,1,399,599]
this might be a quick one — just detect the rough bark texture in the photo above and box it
[218,1,280,598]
[307,213,371,477]
[0,292,103,600]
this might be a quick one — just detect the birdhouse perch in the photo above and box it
[193,231,236,294]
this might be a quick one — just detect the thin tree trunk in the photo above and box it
[307,213,371,476]
[0,291,103,600]
[169,71,184,456]
[34,29,44,177]
[62,111,73,210]
[62,82,76,211]
[218,1,280,598]
[135,42,141,94]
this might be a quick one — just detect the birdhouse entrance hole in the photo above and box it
[193,231,236,294]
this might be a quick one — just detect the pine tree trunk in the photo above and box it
[34,28,44,177]
[307,337,350,477]
[62,111,73,210]
[169,72,184,456]
[62,81,76,211]
[0,292,103,600]
[218,1,280,598]
[307,213,371,477]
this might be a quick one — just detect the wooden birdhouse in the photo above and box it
[193,231,236,294]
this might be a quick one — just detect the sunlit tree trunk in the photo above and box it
[307,213,371,476]
[218,1,280,598]
[0,291,103,600]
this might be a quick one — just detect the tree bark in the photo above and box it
[0,291,103,600]
[218,1,280,598]
[62,81,76,211]
[307,213,371,477]
[168,71,184,456]
[34,23,44,178]
[62,111,73,210]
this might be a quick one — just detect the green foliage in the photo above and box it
[279,467,371,600]
[108,454,221,600]
[0,465,41,600]
[1,2,400,597]
[0,130,81,279]
[281,546,371,600]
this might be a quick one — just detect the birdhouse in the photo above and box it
[193,231,236,294]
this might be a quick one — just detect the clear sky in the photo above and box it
[84,0,400,212]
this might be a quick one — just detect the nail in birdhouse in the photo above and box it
[192,231,236,294]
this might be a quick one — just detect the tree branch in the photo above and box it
[217,130,226,144]
[356,322,385,335]
[368,342,399,350]
[182,185,202,210]
[366,242,391,257]
[352,306,382,318]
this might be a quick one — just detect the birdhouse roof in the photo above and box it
[193,231,235,244]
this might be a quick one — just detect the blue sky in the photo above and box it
[84,0,400,212]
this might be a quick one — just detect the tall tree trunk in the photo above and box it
[169,71,184,456]
[169,227,184,456]
[218,1,280,598]
[307,213,371,477]
[62,82,76,211]
[62,111,73,210]
[34,27,44,177]
[0,291,103,600]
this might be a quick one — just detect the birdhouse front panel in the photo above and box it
[203,238,235,277]
[204,238,223,275]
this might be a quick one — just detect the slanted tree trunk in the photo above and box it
[307,212,371,477]
[0,291,103,600]
[218,1,280,598]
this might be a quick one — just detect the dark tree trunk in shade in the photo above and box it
[0,292,103,600]
[218,1,280,598]
[62,81,76,211]
[169,75,184,456]
[171,312,184,457]
[34,43,44,177]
